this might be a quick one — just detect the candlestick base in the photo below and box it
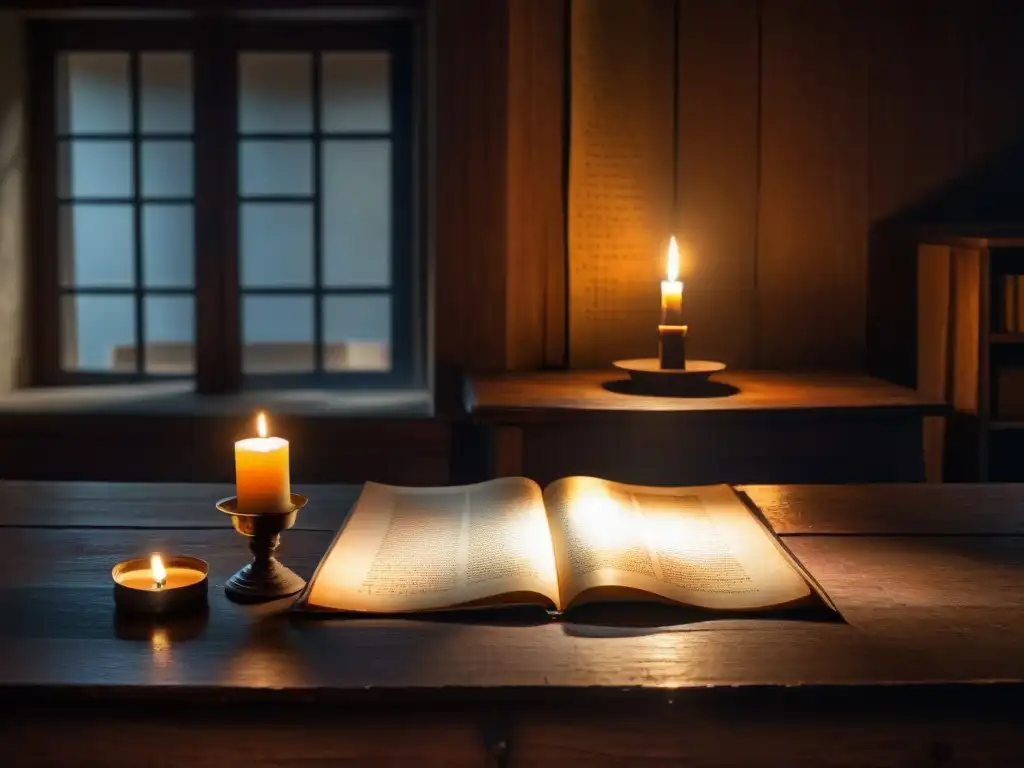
[218,493,309,604]
[612,358,727,397]
[658,327,687,369]
[224,557,306,604]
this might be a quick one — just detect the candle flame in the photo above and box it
[151,554,167,589]
[256,412,268,438]
[666,236,680,282]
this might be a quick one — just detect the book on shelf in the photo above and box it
[1001,275,1024,333]
[294,477,827,615]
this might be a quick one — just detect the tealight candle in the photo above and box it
[235,412,292,513]
[112,554,209,616]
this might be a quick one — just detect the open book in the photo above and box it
[295,477,817,615]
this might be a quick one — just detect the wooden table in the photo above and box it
[4,481,1024,766]
[462,370,947,485]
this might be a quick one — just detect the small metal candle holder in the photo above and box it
[612,358,727,396]
[112,556,209,616]
[658,325,687,369]
[218,493,309,604]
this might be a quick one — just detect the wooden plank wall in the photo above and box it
[566,0,1024,373]
[757,0,870,369]
[506,0,568,370]
[434,0,566,377]
[676,0,760,367]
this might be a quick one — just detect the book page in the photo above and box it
[297,478,561,613]
[543,477,811,611]
[568,0,675,366]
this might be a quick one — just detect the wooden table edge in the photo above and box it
[6,680,1024,711]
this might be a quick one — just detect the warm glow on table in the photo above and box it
[660,236,684,325]
[235,412,291,513]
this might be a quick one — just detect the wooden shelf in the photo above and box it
[918,237,1024,480]
[991,333,1024,344]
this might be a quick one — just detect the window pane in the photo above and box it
[141,141,193,198]
[322,53,390,132]
[239,53,312,134]
[57,53,130,134]
[144,296,194,374]
[143,205,193,288]
[324,295,391,372]
[242,296,314,373]
[141,53,192,133]
[240,204,313,287]
[239,141,312,196]
[59,140,133,199]
[61,294,135,372]
[322,140,390,286]
[59,205,134,288]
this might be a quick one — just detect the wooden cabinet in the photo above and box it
[918,234,1024,481]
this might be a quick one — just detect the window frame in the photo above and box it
[28,17,423,394]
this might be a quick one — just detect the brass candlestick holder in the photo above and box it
[218,493,309,604]
[612,358,727,396]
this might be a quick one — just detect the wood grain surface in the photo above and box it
[466,370,946,422]
[8,480,1024,534]
[2,527,1024,695]
[4,480,1024,766]
[1,482,1023,698]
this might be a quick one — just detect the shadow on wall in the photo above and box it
[868,138,1024,389]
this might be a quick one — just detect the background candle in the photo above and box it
[660,236,684,325]
[235,412,291,513]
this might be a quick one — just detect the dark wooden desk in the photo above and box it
[462,370,947,485]
[3,481,1024,766]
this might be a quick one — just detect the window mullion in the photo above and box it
[129,50,145,378]
[29,24,62,384]
[192,20,240,393]
[312,50,325,375]
[221,25,242,392]
[194,20,242,393]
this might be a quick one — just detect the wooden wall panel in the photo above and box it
[434,0,566,375]
[566,0,675,368]
[682,288,755,367]
[0,13,25,393]
[865,0,966,387]
[757,0,870,370]
[676,0,760,367]
[867,0,966,225]
[966,0,1024,167]
[433,0,509,373]
[575,0,1019,377]
[506,0,567,370]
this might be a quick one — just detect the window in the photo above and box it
[30,19,421,392]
